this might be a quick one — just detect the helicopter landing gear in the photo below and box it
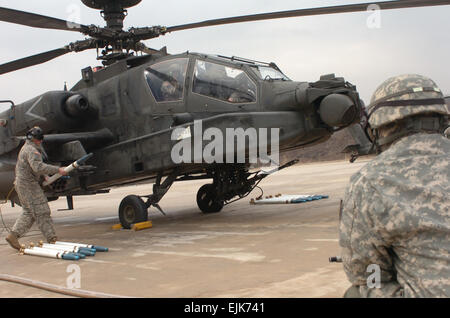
[196,184,224,214]
[119,195,148,229]
[196,161,300,214]
[196,165,257,214]
[118,169,179,229]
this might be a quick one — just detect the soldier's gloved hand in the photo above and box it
[58,167,68,176]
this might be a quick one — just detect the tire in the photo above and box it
[119,195,148,229]
[197,184,224,214]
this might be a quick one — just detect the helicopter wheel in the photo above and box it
[119,195,148,229]
[197,184,224,214]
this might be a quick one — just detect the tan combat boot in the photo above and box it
[5,232,21,250]
[47,236,58,244]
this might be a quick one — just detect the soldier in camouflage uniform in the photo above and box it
[339,74,450,297]
[5,127,67,250]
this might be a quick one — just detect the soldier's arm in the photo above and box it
[27,150,60,176]
[339,176,402,297]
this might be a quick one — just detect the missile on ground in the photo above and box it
[20,246,80,260]
[55,241,108,252]
[38,243,87,258]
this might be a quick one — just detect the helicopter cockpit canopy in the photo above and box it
[193,60,257,103]
[253,65,290,81]
[144,58,189,102]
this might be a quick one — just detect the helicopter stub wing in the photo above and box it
[43,129,115,160]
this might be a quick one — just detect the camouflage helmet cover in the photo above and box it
[367,74,449,129]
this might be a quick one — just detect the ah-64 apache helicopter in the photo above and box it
[0,0,448,228]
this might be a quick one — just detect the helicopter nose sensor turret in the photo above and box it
[294,74,360,129]
[318,93,357,128]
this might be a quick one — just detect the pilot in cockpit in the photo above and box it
[161,65,183,101]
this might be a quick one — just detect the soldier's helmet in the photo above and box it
[26,126,44,141]
[367,74,449,129]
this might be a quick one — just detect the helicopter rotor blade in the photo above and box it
[165,0,450,33]
[0,39,98,75]
[0,6,89,32]
[0,49,70,75]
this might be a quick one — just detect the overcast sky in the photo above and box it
[0,0,449,112]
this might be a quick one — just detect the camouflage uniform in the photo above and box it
[339,74,450,297]
[11,140,60,242]
[340,133,450,297]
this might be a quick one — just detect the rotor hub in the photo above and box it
[81,0,142,30]
[81,0,142,10]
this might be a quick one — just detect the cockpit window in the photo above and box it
[145,58,188,102]
[193,60,257,103]
[254,66,290,81]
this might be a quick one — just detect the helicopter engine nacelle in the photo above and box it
[64,94,90,118]
[13,91,98,136]
[318,93,357,128]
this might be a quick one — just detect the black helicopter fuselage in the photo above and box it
[0,52,363,203]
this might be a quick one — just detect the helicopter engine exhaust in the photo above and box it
[318,93,357,128]
[64,94,90,118]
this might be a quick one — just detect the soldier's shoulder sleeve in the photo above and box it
[17,144,27,161]
[26,148,60,176]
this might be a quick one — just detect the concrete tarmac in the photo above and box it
[0,159,369,298]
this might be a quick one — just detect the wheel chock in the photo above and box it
[112,221,153,230]
[111,224,122,230]
[132,221,152,231]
